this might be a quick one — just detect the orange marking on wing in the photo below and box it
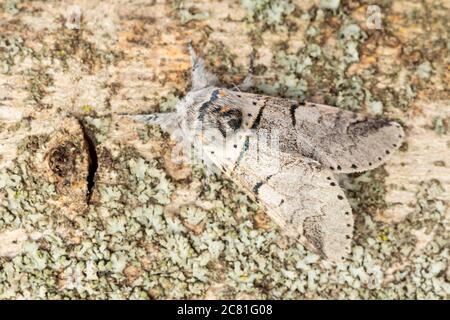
[220,105,232,113]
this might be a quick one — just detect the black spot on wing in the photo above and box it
[290,104,298,127]
[250,98,269,129]
[251,106,265,129]
[232,136,250,171]
[252,182,263,195]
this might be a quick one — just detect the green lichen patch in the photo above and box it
[0,35,31,74]
[2,0,23,15]
[171,0,210,24]
[50,27,122,73]
[432,117,448,136]
[82,116,112,145]
[25,67,54,108]
[253,8,375,112]
[204,41,241,79]
[158,88,182,113]
[240,0,295,31]
[347,168,389,215]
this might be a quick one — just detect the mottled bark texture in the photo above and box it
[0,0,449,299]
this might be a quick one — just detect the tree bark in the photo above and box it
[0,0,448,299]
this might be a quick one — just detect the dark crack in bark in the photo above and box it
[78,118,98,203]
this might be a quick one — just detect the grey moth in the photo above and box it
[128,44,404,263]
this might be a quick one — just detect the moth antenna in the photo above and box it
[235,49,255,91]
[187,41,219,90]
[187,40,198,66]
[247,49,256,74]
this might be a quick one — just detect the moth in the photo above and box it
[128,44,404,262]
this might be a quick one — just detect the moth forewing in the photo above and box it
[294,103,405,173]
[252,128,282,176]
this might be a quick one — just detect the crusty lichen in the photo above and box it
[241,0,295,30]
[0,0,449,299]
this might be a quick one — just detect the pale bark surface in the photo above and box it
[0,0,449,299]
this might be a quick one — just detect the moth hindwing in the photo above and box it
[129,46,404,263]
